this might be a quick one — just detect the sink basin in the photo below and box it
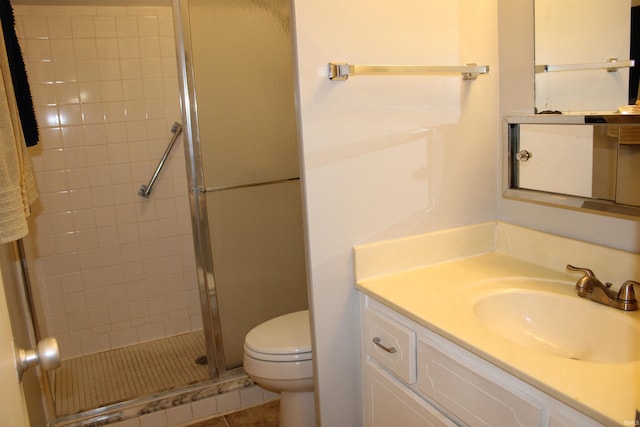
[471,282,640,364]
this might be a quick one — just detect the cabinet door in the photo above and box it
[364,358,457,427]
[417,336,542,427]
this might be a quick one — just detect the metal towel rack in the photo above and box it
[138,122,183,198]
[328,62,490,81]
[535,58,635,74]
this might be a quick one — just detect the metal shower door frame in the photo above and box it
[172,0,226,378]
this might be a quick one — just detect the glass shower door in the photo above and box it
[177,0,308,371]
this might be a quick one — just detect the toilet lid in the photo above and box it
[244,310,311,356]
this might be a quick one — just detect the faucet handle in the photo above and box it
[566,264,595,277]
[617,280,640,302]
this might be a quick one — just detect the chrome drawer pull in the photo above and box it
[372,337,397,353]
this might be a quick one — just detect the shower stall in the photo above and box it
[12,0,307,425]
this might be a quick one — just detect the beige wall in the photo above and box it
[293,0,500,424]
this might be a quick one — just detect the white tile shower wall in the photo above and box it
[14,4,202,359]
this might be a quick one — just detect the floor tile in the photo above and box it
[55,331,208,416]
[225,400,279,427]
[185,401,279,427]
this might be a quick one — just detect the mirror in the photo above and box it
[534,0,637,113]
[504,115,640,219]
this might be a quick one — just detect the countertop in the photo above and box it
[356,251,640,426]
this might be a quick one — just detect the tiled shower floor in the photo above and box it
[54,331,210,417]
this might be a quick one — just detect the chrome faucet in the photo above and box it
[566,265,639,311]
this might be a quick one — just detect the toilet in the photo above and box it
[243,310,315,427]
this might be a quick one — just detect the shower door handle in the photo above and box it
[15,337,60,380]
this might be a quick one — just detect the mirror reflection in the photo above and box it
[534,0,638,113]
[506,116,640,217]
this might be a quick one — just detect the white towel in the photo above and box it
[0,24,37,244]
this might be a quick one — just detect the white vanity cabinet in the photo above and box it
[362,296,456,427]
[360,294,605,427]
[364,359,456,427]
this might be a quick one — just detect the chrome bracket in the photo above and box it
[328,62,351,80]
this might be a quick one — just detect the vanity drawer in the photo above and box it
[363,300,416,385]
[417,335,542,427]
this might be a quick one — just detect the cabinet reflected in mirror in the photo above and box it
[534,0,636,113]
[505,115,640,218]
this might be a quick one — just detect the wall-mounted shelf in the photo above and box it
[535,58,635,74]
[328,62,490,81]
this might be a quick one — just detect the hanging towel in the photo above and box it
[0,17,37,244]
[0,0,38,146]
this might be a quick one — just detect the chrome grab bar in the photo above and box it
[328,62,490,81]
[535,58,635,74]
[138,122,183,198]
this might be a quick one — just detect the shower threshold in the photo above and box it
[52,370,250,427]
[51,331,250,427]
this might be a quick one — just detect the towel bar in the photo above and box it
[535,58,635,74]
[328,62,490,81]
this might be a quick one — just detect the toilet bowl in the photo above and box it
[243,310,316,427]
